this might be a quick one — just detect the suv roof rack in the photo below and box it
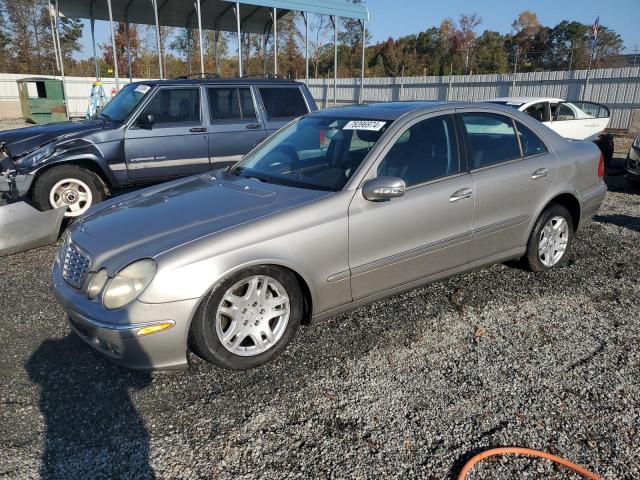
[173,73,221,80]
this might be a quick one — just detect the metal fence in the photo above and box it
[307,67,640,131]
[1,67,639,131]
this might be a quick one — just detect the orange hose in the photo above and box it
[457,447,601,480]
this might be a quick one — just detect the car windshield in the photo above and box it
[98,83,152,122]
[230,116,390,191]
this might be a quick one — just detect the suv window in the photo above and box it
[377,115,459,187]
[259,87,308,119]
[516,122,548,157]
[461,113,520,168]
[207,87,257,122]
[142,88,200,124]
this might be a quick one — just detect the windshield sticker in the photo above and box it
[135,85,151,94]
[343,120,386,131]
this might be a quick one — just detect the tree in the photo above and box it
[455,13,482,74]
[474,30,509,74]
[509,10,542,71]
[100,23,141,79]
[338,0,371,76]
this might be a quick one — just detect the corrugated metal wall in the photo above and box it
[1,67,639,130]
[306,67,640,131]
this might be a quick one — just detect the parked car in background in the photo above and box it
[0,78,316,217]
[52,101,606,371]
[486,97,614,164]
[626,134,640,183]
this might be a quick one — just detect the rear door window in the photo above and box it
[524,102,549,122]
[207,87,257,123]
[461,113,521,168]
[258,87,309,119]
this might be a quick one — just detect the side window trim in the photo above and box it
[515,121,550,158]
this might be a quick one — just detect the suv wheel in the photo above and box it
[523,204,574,272]
[189,266,303,370]
[32,165,105,217]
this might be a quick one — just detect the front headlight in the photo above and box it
[633,135,640,149]
[102,259,156,309]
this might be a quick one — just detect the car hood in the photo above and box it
[70,171,332,272]
[0,120,108,159]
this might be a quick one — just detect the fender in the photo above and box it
[30,142,123,188]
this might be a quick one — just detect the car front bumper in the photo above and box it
[52,254,200,371]
[0,154,34,198]
[626,146,640,179]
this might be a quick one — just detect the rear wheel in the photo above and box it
[189,266,303,370]
[523,204,573,272]
[32,165,104,217]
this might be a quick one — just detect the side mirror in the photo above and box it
[362,176,406,201]
[137,113,154,128]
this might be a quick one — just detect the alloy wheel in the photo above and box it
[538,216,569,267]
[49,178,93,217]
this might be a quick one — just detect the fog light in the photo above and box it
[136,321,174,337]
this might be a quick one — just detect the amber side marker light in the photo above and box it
[136,322,175,337]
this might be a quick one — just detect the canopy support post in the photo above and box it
[214,30,221,76]
[54,0,67,111]
[360,20,366,104]
[125,22,132,81]
[106,0,120,90]
[272,8,277,75]
[195,0,205,77]
[235,2,242,77]
[89,0,99,79]
[152,0,164,79]
[187,26,192,76]
[303,12,309,83]
[332,15,337,107]
[48,1,60,74]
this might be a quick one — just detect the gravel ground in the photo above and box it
[1,120,639,479]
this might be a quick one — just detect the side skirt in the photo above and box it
[310,246,526,324]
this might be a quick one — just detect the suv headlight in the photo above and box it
[102,259,156,309]
[633,135,640,149]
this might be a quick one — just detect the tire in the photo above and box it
[32,165,104,218]
[523,204,574,272]
[189,266,303,370]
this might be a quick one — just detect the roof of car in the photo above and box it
[488,96,564,104]
[311,101,529,121]
[132,77,305,87]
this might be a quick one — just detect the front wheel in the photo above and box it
[189,266,303,370]
[523,204,574,272]
[32,165,105,218]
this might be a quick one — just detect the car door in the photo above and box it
[206,85,267,167]
[256,85,311,135]
[549,101,610,141]
[458,110,557,261]
[348,113,475,300]
[124,86,209,181]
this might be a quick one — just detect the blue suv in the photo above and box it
[0,78,317,217]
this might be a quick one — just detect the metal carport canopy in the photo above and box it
[57,0,369,33]
[53,0,369,104]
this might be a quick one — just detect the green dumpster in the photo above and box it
[16,78,69,124]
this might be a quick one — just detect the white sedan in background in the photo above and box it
[487,97,614,163]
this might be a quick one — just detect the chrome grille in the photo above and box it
[61,239,91,289]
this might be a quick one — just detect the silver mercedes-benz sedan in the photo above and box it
[52,101,607,370]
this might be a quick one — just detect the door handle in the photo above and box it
[246,123,262,130]
[531,168,549,180]
[189,127,207,133]
[449,188,473,202]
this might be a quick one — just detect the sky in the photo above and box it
[78,0,640,59]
